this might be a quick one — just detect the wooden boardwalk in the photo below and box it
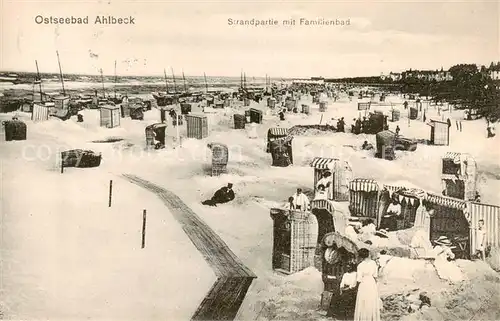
[122,174,256,320]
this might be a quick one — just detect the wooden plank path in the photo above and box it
[122,174,257,320]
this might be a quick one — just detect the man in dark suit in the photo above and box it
[202,183,235,206]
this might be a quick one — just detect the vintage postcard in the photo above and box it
[1,0,499,320]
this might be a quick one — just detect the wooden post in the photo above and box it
[176,115,180,146]
[108,180,113,207]
[60,153,64,173]
[141,209,147,249]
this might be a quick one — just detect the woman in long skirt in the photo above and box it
[354,248,381,321]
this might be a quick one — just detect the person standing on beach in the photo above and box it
[291,188,310,211]
[476,219,486,260]
[354,248,381,321]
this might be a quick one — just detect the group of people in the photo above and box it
[326,217,488,320]
[351,115,388,135]
[288,188,311,211]
[351,117,367,135]
[326,247,383,321]
[345,217,390,247]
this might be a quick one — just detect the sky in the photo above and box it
[1,0,499,78]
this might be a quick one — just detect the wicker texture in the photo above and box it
[266,128,289,153]
[61,149,101,168]
[270,208,319,274]
[145,123,167,148]
[3,120,27,141]
[270,136,293,167]
[180,103,192,114]
[186,114,208,139]
[391,109,400,122]
[409,107,418,120]
[233,114,246,129]
[207,143,229,176]
[249,108,263,124]
[376,130,396,160]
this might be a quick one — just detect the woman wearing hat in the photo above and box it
[432,236,464,283]
[365,229,390,247]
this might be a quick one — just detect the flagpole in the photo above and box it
[56,50,66,95]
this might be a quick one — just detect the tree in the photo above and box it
[445,64,500,122]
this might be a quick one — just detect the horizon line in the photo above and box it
[1,59,497,80]
[0,68,291,80]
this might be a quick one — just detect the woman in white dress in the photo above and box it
[354,248,381,321]
[431,236,464,283]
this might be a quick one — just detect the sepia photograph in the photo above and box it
[1,0,499,320]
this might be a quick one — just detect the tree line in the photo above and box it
[399,64,500,123]
[327,63,500,123]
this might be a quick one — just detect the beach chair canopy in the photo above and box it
[310,157,338,170]
[442,152,475,166]
[376,130,396,145]
[323,232,359,255]
[268,127,289,138]
[146,123,167,130]
[349,178,379,192]
[426,193,468,211]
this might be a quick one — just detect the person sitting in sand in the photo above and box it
[409,228,434,259]
[431,236,464,283]
[361,141,374,150]
[361,219,376,235]
[364,229,390,247]
[202,183,235,206]
[345,218,361,242]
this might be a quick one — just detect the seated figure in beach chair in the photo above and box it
[315,171,332,199]
[361,140,374,150]
[314,184,328,200]
[152,130,163,149]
